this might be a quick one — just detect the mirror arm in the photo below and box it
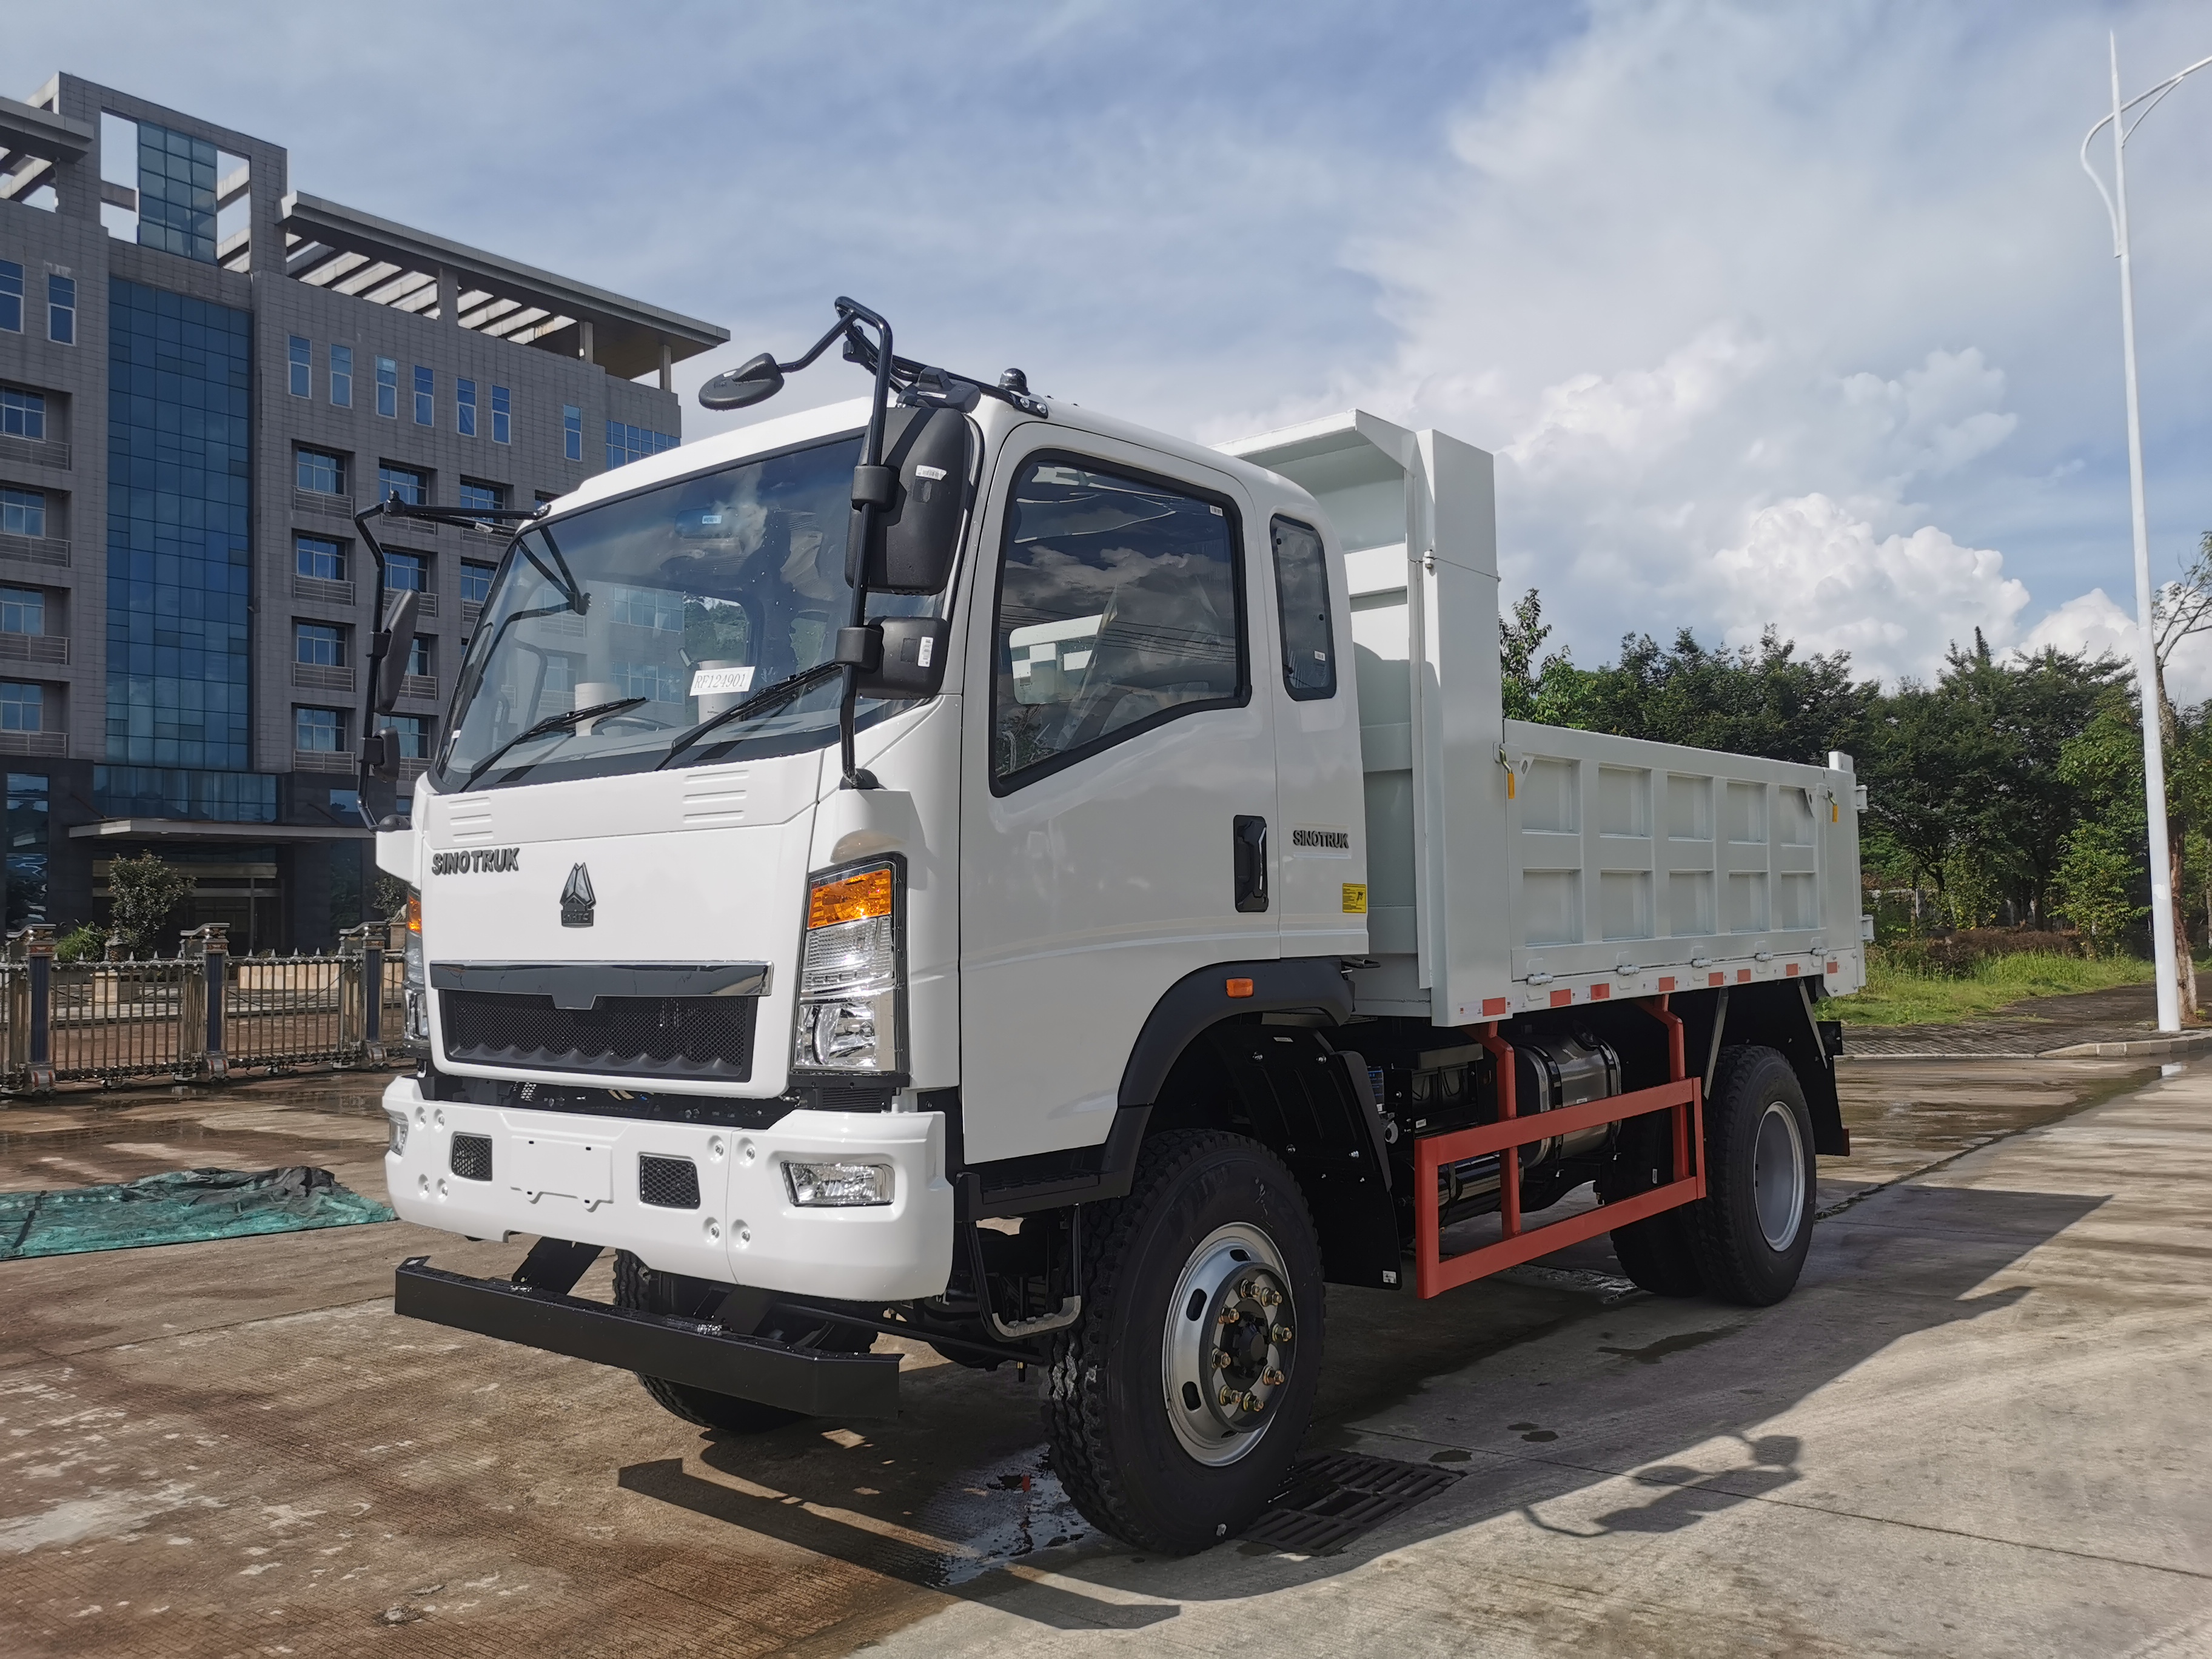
[351,501,397,828]
[835,298,895,791]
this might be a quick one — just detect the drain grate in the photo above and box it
[1240,1450,1464,1555]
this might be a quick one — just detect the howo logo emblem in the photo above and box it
[560,863,596,928]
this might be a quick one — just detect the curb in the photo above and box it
[1838,1031,2212,1062]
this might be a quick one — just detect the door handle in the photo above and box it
[1233,815,1269,913]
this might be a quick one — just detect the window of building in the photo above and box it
[406,635,432,676]
[288,335,311,398]
[0,386,44,440]
[990,457,1246,790]
[491,386,511,444]
[0,262,19,333]
[456,378,477,438]
[330,343,353,408]
[296,706,344,752]
[412,365,433,426]
[459,560,495,605]
[0,588,45,636]
[390,713,431,760]
[457,479,504,515]
[1269,517,1336,701]
[609,586,682,631]
[46,276,75,346]
[1,488,45,538]
[606,421,678,469]
[297,447,346,496]
[377,463,426,506]
[136,122,218,263]
[1,682,44,733]
[376,356,397,418]
[563,404,581,463]
[384,551,429,592]
[295,622,344,667]
[7,771,49,928]
[297,535,346,583]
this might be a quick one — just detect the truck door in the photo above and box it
[957,432,1279,1165]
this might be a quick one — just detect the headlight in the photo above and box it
[783,1158,894,1207]
[384,1110,409,1155]
[792,861,902,1076]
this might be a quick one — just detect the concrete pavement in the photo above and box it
[1,1055,2207,1657]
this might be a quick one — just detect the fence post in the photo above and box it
[23,923,55,1091]
[180,922,229,1081]
[337,923,369,1063]
[362,919,385,1064]
[3,929,26,1087]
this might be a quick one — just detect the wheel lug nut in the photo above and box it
[1219,1387,1239,1407]
[1271,1324,1293,1343]
[1262,1369,1285,1387]
[1213,1351,1232,1369]
[1218,1309,1238,1326]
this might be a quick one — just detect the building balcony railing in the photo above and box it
[0,533,70,568]
[0,632,69,666]
[293,488,354,520]
[387,587,438,618]
[400,674,438,703]
[292,573,356,608]
[0,434,70,471]
[398,757,429,780]
[0,731,66,757]
[460,600,483,636]
[293,662,355,693]
[293,748,357,774]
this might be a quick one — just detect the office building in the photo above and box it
[0,74,726,948]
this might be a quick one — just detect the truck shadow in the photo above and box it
[615,1180,2099,1629]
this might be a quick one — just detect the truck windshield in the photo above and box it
[435,432,930,792]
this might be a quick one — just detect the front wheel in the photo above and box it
[1045,1131,1324,1554]
[1686,1046,1818,1305]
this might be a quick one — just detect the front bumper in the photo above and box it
[393,1257,902,1418]
[381,1076,955,1301]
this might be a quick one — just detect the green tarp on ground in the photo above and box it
[0,1167,395,1261]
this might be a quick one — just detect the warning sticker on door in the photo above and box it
[1342,883,1368,914]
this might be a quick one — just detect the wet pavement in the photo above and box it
[1841,981,2196,1057]
[1,1052,2205,1657]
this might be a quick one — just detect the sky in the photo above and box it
[17,0,2212,692]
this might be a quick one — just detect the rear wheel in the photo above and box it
[1045,1131,1324,1554]
[1686,1046,1817,1305]
[1609,1206,1706,1296]
[611,1250,875,1434]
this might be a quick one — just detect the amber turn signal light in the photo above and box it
[809,866,895,929]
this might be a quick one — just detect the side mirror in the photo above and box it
[853,617,951,702]
[374,589,419,714]
[860,406,973,594]
[699,351,785,411]
[363,728,402,779]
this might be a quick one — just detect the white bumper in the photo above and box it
[380,1078,955,1301]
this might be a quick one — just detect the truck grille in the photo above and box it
[439,990,757,1082]
[638,1154,701,1210]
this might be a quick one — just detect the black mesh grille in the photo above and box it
[450,1132,492,1182]
[440,991,756,1081]
[638,1154,701,1210]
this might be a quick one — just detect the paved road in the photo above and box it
[1,1055,2207,1657]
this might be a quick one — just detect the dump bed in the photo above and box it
[1222,412,1865,1026]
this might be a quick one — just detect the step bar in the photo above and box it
[394,1257,903,1419]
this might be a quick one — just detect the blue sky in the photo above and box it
[18,1,2212,688]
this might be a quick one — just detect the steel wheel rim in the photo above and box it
[1160,1222,1296,1467]
[1752,1099,1807,1251]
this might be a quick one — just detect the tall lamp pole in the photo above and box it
[2080,35,2212,1034]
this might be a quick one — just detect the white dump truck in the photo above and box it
[367,300,1863,1555]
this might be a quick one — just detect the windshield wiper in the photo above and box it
[657,662,845,770]
[458,697,648,792]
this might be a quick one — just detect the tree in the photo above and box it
[1499,589,1595,726]
[106,854,196,957]
[1575,626,1876,763]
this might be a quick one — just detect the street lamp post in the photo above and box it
[2080,35,2212,1034]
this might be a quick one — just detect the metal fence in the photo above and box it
[0,921,405,1092]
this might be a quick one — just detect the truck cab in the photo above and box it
[378,317,1860,1555]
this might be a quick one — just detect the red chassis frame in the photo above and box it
[1412,996,1706,1299]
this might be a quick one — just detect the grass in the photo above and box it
[1834,950,2156,1027]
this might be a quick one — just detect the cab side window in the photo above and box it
[1270,516,1335,700]
[991,455,1246,790]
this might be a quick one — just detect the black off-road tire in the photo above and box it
[1609,1205,1706,1297]
[1045,1130,1324,1555]
[1685,1046,1817,1305]
[611,1250,874,1434]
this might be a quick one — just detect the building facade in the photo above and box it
[0,75,725,950]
